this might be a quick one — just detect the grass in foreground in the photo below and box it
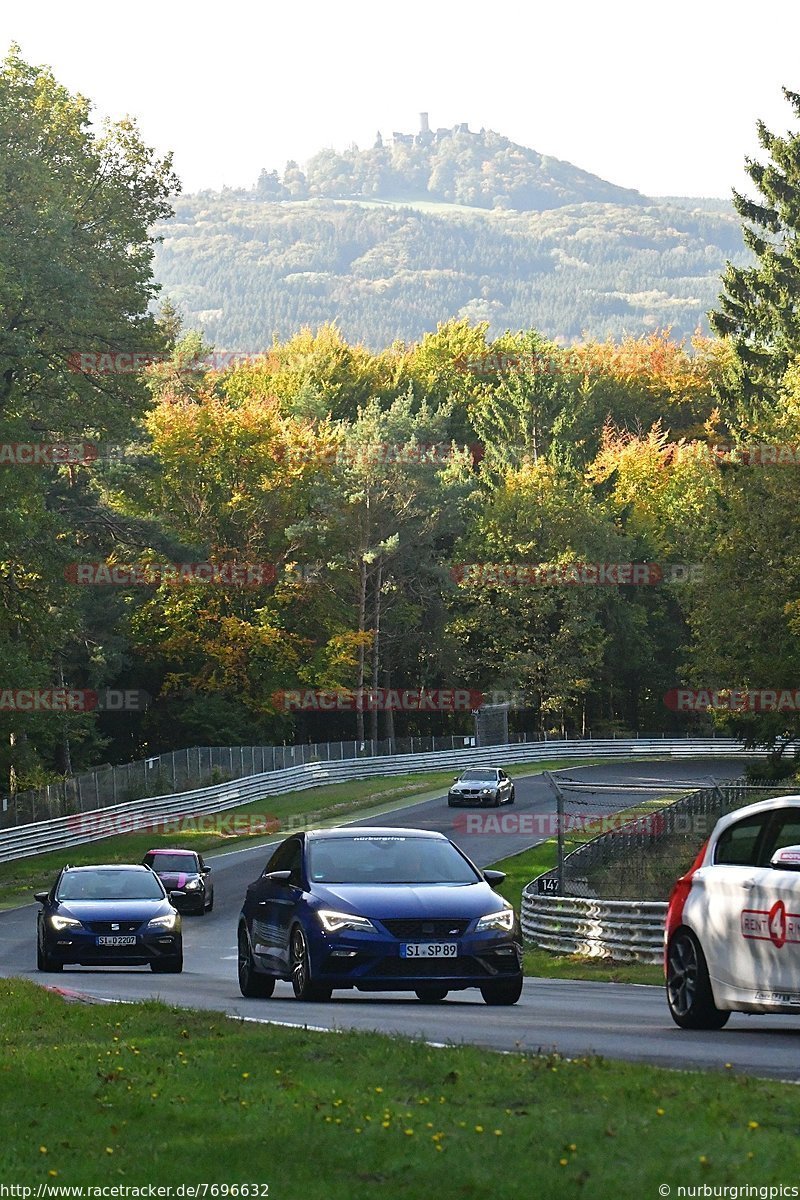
[0,979,795,1197]
[0,756,619,908]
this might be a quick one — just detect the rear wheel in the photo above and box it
[415,986,448,1002]
[480,977,523,1005]
[238,925,275,998]
[666,929,729,1029]
[291,926,331,1002]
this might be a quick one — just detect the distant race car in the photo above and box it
[143,848,214,915]
[35,864,183,973]
[665,795,800,1028]
[237,826,524,1005]
[447,767,515,808]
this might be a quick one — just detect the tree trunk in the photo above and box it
[369,560,383,742]
[356,556,367,744]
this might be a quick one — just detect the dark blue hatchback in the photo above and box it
[237,827,523,1004]
[35,864,184,973]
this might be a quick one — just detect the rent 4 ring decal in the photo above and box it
[741,900,800,948]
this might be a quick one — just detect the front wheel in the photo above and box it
[508,787,515,804]
[415,986,448,1002]
[37,938,62,973]
[480,977,523,1006]
[666,929,729,1029]
[151,953,183,974]
[238,925,275,998]
[290,926,331,1002]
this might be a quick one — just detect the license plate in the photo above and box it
[96,935,136,947]
[401,943,458,959]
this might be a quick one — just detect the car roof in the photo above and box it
[146,848,196,856]
[62,863,152,873]
[712,794,800,840]
[461,766,500,772]
[305,826,447,841]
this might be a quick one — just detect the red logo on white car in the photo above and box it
[741,901,800,948]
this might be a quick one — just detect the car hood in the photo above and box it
[154,871,198,888]
[54,900,171,922]
[308,881,506,918]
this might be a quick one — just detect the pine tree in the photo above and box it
[710,88,800,422]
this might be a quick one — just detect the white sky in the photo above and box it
[3,0,798,198]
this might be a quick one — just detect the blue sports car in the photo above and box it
[35,864,184,973]
[237,827,523,1004]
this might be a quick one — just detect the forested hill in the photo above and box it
[255,125,647,211]
[152,124,746,350]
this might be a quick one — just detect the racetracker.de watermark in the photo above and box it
[66,350,275,374]
[272,687,484,712]
[0,688,149,712]
[0,442,98,466]
[665,688,800,712]
[64,562,276,587]
[451,562,704,586]
[274,442,485,468]
[451,811,716,836]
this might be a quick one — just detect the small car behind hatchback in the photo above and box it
[665,795,800,1028]
[35,864,183,973]
[237,826,523,1005]
[143,848,213,915]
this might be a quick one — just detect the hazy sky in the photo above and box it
[4,0,799,198]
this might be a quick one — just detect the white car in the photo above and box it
[665,795,800,1028]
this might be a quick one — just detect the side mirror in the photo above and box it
[169,889,186,899]
[34,891,49,904]
[263,869,292,884]
[483,869,506,887]
[453,776,459,783]
[201,865,211,874]
[770,845,800,871]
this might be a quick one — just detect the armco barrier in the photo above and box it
[0,738,751,865]
[520,895,667,964]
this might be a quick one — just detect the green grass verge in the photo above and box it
[492,793,682,986]
[0,979,795,1196]
[0,757,622,908]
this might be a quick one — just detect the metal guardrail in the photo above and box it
[0,737,751,866]
[521,895,667,964]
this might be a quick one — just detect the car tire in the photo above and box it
[196,904,206,916]
[290,925,332,1002]
[415,986,448,1002]
[447,798,455,807]
[480,977,523,1005]
[206,893,214,912]
[666,929,729,1029]
[237,924,275,998]
[492,792,501,808]
[151,953,183,974]
[509,787,516,804]
[37,939,62,973]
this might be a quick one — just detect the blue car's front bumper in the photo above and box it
[43,926,182,966]
[306,923,523,992]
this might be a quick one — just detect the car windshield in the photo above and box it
[57,870,164,901]
[308,836,480,884]
[150,854,198,873]
[459,770,497,782]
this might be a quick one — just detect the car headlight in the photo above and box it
[317,909,375,934]
[476,908,515,933]
[183,879,203,891]
[480,788,495,796]
[147,913,180,931]
[49,915,83,932]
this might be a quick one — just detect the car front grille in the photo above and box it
[85,921,141,934]
[381,919,470,939]
[369,956,488,978]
